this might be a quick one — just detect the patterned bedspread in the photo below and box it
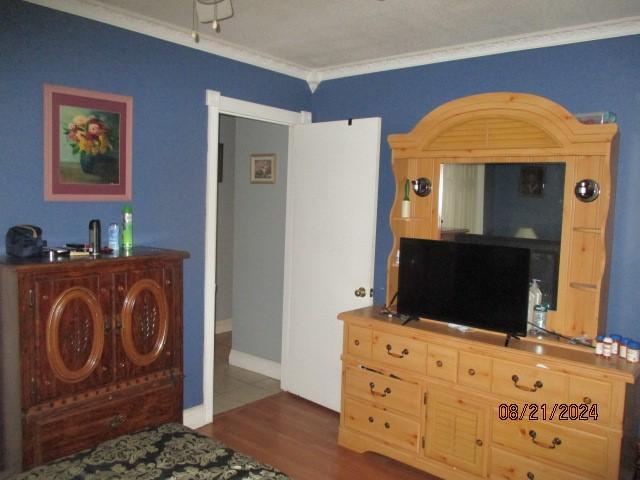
[12,423,290,479]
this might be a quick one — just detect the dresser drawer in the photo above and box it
[459,352,492,391]
[347,325,372,359]
[343,397,420,452]
[568,376,612,426]
[426,344,458,383]
[372,331,427,374]
[489,446,597,480]
[344,366,421,415]
[492,417,608,478]
[23,380,181,468]
[491,360,568,404]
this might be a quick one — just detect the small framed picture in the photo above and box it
[519,166,544,197]
[44,84,132,201]
[250,154,276,184]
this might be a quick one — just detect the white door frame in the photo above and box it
[189,90,310,428]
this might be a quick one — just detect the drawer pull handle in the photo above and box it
[527,473,535,480]
[475,439,483,447]
[108,414,126,429]
[511,375,543,392]
[583,396,592,404]
[468,368,476,376]
[354,339,360,346]
[436,360,443,367]
[384,422,390,429]
[368,416,374,423]
[369,382,391,397]
[386,344,409,358]
[528,430,561,449]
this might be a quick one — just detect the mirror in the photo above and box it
[439,163,565,309]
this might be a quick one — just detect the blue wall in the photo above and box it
[0,0,311,408]
[3,0,639,409]
[312,35,640,339]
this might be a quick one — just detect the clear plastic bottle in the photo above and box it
[528,279,542,333]
[121,204,133,250]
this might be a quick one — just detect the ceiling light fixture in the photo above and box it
[191,0,234,42]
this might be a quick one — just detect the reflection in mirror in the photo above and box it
[439,163,565,309]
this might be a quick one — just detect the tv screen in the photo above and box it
[397,238,530,336]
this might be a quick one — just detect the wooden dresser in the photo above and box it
[338,307,639,480]
[0,247,189,474]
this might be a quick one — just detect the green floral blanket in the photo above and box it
[12,423,290,479]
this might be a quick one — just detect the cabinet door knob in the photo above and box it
[527,473,535,480]
[354,287,366,297]
[468,368,476,376]
[368,416,374,423]
[436,360,443,367]
[384,422,390,429]
[354,339,360,346]
[583,396,592,404]
[475,439,483,447]
[108,414,126,428]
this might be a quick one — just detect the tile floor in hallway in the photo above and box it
[214,331,281,415]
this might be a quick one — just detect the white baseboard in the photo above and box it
[228,349,281,380]
[215,318,233,334]
[183,403,208,429]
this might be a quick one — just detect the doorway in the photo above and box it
[212,114,289,414]
[195,91,310,427]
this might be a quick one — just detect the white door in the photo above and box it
[282,118,381,411]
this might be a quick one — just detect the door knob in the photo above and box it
[354,287,366,297]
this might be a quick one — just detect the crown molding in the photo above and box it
[316,16,640,83]
[25,0,310,81]
[25,1,640,92]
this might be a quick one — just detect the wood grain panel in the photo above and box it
[426,344,458,383]
[23,379,180,468]
[372,331,427,374]
[492,417,608,477]
[489,446,596,480]
[491,360,568,404]
[347,325,372,359]
[458,352,492,392]
[343,398,420,452]
[344,367,421,415]
[425,389,487,477]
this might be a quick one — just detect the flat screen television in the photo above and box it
[397,238,530,336]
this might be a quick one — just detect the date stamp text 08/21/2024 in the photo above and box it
[498,403,598,421]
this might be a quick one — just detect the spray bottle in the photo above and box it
[528,279,542,334]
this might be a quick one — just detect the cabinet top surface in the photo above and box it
[339,306,639,383]
[0,246,190,271]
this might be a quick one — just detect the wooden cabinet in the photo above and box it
[425,389,488,477]
[338,307,639,480]
[0,247,188,473]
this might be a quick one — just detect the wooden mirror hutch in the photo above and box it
[337,93,638,479]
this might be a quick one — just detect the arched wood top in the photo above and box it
[389,92,617,152]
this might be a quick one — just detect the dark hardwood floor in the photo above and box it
[198,391,438,480]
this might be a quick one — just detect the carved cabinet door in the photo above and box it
[28,272,113,406]
[113,264,176,379]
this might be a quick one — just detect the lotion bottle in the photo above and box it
[401,179,411,218]
[527,279,542,333]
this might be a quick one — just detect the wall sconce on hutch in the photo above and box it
[412,177,432,197]
[574,179,600,202]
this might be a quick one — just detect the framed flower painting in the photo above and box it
[44,84,132,201]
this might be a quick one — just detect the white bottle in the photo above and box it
[527,279,542,333]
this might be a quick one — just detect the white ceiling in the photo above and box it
[29,0,640,88]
